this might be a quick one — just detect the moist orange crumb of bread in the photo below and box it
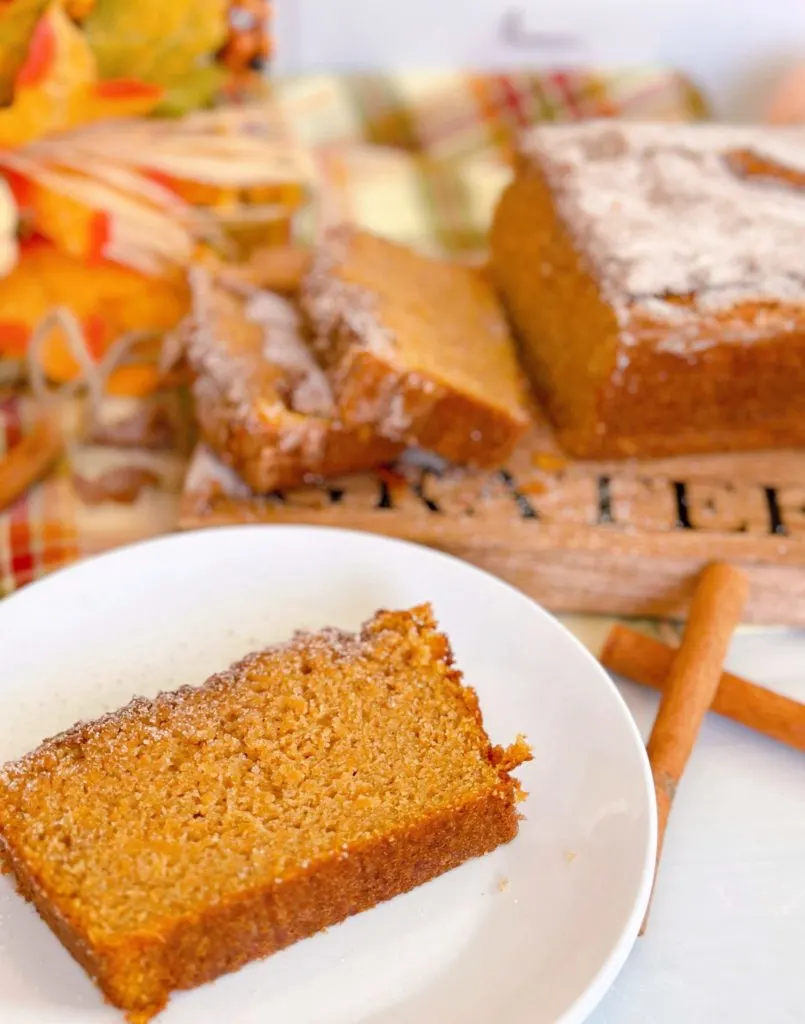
[185,266,402,492]
[491,121,805,459]
[300,227,531,467]
[0,605,531,1023]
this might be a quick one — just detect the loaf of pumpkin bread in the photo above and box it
[491,121,805,458]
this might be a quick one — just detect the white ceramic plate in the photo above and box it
[0,526,656,1024]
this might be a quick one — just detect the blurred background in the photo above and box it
[2,0,805,593]
[275,0,805,119]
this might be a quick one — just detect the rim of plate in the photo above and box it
[0,524,658,1024]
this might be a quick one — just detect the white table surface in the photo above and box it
[562,616,805,1024]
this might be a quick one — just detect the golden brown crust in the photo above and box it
[491,169,620,457]
[323,346,529,469]
[491,128,805,460]
[193,379,402,493]
[4,790,517,1021]
[170,792,514,1017]
[302,227,531,468]
[0,839,144,1014]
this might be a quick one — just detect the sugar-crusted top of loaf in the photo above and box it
[520,121,805,329]
[0,605,529,939]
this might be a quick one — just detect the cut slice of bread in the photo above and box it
[0,605,531,1022]
[301,227,531,468]
[186,267,402,492]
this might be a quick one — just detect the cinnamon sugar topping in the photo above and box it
[183,262,403,494]
[521,122,805,322]
[187,270,336,421]
[302,224,397,358]
[245,291,335,417]
[300,226,530,467]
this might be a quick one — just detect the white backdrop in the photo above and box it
[274,0,805,118]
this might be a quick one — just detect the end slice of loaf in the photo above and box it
[0,605,531,1022]
[301,227,531,467]
[185,267,402,492]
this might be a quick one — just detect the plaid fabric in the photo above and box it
[307,144,508,254]
[0,69,706,595]
[274,69,706,161]
[0,397,78,595]
[282,69,706,254]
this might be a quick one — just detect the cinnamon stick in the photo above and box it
[601,625,805,754]
[0,415,63,512]
[639,562,749,933]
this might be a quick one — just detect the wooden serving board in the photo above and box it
[178,419,805,626]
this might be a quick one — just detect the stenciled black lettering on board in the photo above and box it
[764,487,788,536]
[596,476,615,524]
[499,469,539,520]
[376,478,394,510]
[672,481,694,530]
[413,470,441,514]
